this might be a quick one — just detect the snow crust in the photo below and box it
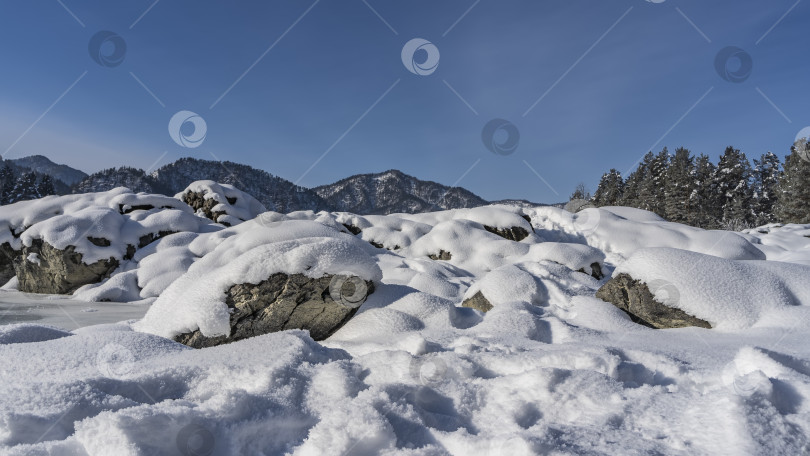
[177,180,267,225]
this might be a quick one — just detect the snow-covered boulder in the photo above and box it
[598,247,810,330]
[135,220,382,346]
[177,180,266,226]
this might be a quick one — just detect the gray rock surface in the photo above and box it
[180,190,230,225]
[14,239,119,294]
[0,242,20,285]
[483,225,531,242]
[428,250,452,261]
[175,273,374,348]
[578,262,604,280]
[461,291,493,313]
[595,273,711,329]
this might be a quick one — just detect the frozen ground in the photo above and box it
[0,291,150,330]
[1,192,810,455]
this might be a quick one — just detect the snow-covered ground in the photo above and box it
[1,190,810,455]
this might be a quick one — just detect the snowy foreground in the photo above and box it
[1,186,810,455]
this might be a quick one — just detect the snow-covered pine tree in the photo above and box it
[691,154,720,228]
[751,151,781,225]
[11,171,39,203]
[716,146,753,227]
[664,147,694,223]
[36,174,56,198]
[592,169,624,206]
[0,165,15,205]
[774,139,810,223]
[639,148,669,217]
[621,152,654,208]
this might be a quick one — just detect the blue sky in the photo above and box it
[0,0,807,203]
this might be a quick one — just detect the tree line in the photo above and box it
[573,139,810,228]
[0,164,56,205]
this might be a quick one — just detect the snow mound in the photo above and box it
[614,247,810,329]
[177,180,267,226]
[134,220,382,339]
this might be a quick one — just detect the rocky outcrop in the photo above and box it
[428,250,452,261]
[14,239,119,294]
[595,273,711,329]
[175,273,374,348]
[180,190,229,225]
[0,242,20,285]
[461,291,493,313]
[483,225,531,242]
[577,262,604,280]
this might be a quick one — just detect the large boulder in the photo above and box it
[174,273,374,348]
[14,239,119,294]
[0,242,20,285]
[178,181,267,226]
[461,291,492,312]
[595,273,711,329]
[483,225,531,242]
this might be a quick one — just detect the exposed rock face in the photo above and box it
[461,291,493,313]
[180,190,229,225]
[0,242,20,285]
[342,224,362,235]
[578,262,604,280]
[483,225,531,242]
[175,273,374,348]
[14,239,119,294]
[595,273,711,329]
[428,250,452,261]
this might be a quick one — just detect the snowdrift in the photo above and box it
[2,186,810,454]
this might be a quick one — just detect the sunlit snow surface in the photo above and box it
[2,199,810,455]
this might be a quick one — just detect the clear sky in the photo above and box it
[0,0,807,203]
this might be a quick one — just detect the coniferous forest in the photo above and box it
[583,139,810,229]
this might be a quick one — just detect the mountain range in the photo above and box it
[4,155,550,214]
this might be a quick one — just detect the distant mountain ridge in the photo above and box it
[313,169,489,214]
[16,155,549,214]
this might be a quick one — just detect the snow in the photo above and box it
[2,194,810,454]
[177,180,267,225]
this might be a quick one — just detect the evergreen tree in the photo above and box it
[638,148,669,216]
[716,146,753,226]
[691,154,720,228]
[774,140,810,223]
[664,147,695,223]
[751,151,781,225]
[0,165,15,205]
[11,172,38,203]
[620,152,654,208]
[592,169,624,206]
[36,175,55,198]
